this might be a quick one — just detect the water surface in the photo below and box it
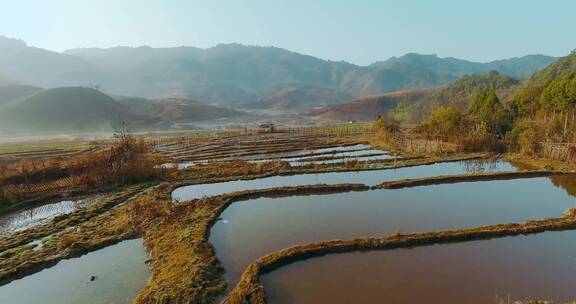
[172,160,516,201]
[211,177,575,289]
[0,239,150,304]
[262,231,576,304]
[0,197,97,235]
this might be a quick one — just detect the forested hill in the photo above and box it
[393,71,520,122]
[510,51,576,116]
[312,71,520,123]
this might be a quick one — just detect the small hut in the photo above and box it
[258,123,275,133]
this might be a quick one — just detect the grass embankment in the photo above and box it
[504,154,576,172]
[133,183,369,304]
[373,171,574,190]
[179,152,490,181]
[223,212,576,304]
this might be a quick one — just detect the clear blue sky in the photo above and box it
[1,0,574,65]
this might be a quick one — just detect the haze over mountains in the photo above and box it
[0,35,556,110]
[0,85,249,134]
[0,35,568,134]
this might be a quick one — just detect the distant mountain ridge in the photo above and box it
[0,35,558,110]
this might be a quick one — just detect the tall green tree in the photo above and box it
[469,88,502,123]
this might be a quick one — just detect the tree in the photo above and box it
[421,106,464,140]
[469,88,502,122]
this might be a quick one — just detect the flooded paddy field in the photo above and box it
[0,239,150,304]
[211,176,576,288]
[4,130,576,304]
[261,230,576,304]
[156,133,368,164]
[156,133,361,161]
[172,160,516,201]
[161,144,388,169]
[0,197,99,236]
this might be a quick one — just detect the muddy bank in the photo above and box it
[223,213,576,304]
[373,171,574,189]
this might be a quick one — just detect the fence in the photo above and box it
[2,176,77,200]
[541,143,576,163]
[152,124,375,146]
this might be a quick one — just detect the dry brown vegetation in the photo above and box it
[0,131,176,212]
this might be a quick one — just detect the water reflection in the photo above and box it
[0,239,150,304]
[173,161,517,201]
[549,175,576,197]
[0,197,97,235]
[262,231,576,304]
[462,157,500,173]
[211,176,575,290]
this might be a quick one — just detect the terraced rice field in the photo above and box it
[1,132,575,304]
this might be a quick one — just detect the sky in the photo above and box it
[0,0,574,65]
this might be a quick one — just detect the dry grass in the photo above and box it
[0,133,176,210]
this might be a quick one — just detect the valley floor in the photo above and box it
[0,129,575,304]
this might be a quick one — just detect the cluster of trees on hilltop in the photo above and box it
[404,51,576,155]
[393,71,519,123]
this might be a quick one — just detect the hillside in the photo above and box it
[311,71,520,123]
[0,87,127,133]
[510,51,576,115]
[308,89,436,122]
[0,74,18,86]
[251,84,351,111]
[394,71,520,122]
[118,97,247,122]
[0,85,43,106]
[0,86,251,134]
[0,36,95,88]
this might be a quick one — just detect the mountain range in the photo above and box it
[0,35,557,111]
